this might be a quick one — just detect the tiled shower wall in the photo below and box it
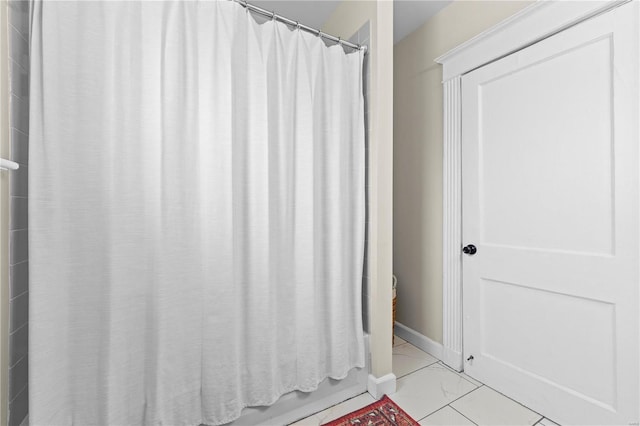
[7,1,30,425]
[348,22,371,334]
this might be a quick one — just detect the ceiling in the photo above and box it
[393,1,451,43]
[250,0,452,44]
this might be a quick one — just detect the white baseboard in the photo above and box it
[394,322,465,372]
[367,373,397,400]
[394,322,444,361]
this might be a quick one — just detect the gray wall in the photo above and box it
[8,1,29,425]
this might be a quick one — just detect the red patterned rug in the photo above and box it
[323,395,419,426]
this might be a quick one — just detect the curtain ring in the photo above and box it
[296,21,300,30]
[271,10,276,20]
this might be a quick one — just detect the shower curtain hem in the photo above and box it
[196,361,367,426]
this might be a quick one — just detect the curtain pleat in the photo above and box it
[29,1,365,424]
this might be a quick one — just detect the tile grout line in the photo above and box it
[394,358,441,380]
[435,361,481,388]
[9,353,26,370]
[415,404,479,426]
[11,127,29,138]
[9,382,27,404]
[434,384,485,414]
[393,347,483,418]
[8,22,29,45]
[475,382,544,423]
[9,126,29,138]
[393,341,549,425]
[9,90,29,107]
[8,57,29,78]
[445,380,544,425]
[10,289,28,302]
[9,321,28,336]
[448,404,479,426]
[404,378,484,421]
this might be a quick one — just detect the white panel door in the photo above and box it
[461,3,639,425]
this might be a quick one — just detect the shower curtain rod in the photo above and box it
[234,0,368,53]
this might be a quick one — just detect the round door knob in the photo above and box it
[463,244,477,255]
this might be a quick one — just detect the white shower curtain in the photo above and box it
[28,1,365,424]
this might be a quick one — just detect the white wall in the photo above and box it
[393,0,532,344]
[323,0,394,380]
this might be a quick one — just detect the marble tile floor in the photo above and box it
[290,337,561,426]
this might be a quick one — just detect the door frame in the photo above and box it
[434,0,634,372]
